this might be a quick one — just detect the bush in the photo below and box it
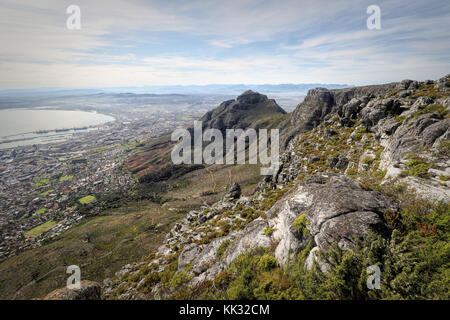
[403,157,432,178]
[258,254,277,271]
[293,213,310,236]
[262,227,275,237]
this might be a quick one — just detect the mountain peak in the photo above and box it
[236,90,268,104]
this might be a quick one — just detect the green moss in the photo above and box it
[362,156,375,166]
[39,189,54,196]
[394,114,406,123]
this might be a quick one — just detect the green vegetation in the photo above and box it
[0,200,181,300]
[193,197,449,300]
[79,195,96,204]
[32,178,50,188]
[402,156,433,178]
[59,175,74,182]
[394,114,406,123]
[263,227,275,237]
[39,189,54,196]
[257,254,278,272]
[35,208,47,215]
[413,103,448,118]
[437,140,450,157]
[293,213,310,236]
[412,82,449,100]
[352,128,366,141]
[216,240,232,258]
[25,220,57,237]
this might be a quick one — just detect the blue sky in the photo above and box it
[0,0,449,89]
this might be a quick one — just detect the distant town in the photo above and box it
[0,105,204,260]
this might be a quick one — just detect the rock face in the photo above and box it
[267,173,396,265]
[281,83,399,148]
[225,182,241,200]
[434,74,450,91]
[44,280,101,300]
[201,90,286,133]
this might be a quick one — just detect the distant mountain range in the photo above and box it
[0,83,352,97]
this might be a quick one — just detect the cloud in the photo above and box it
[0,0,449,88]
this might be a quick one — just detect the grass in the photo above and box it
[59,175,73,182]
[217,240,232,258]
[79,195,96,204]
[413,103,448,119]
[25,220,57,237]
[35,208,47,215]
[39,190,54,196]
[0,201,182,300]
[32,178,50,188]
[1,158,262,300]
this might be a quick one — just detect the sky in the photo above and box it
[0,0,449,89]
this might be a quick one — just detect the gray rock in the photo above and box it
[266,173,396,265]
[226,182,241,199]
[434,74,450,92]
[44,280,101,300]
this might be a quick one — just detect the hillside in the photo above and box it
[90,74,449,300]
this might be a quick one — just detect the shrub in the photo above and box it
[258,254,277,271]
[293,213,310,236]
[263,227,275,237]
[403,158,432,178]
[217,239,232,258]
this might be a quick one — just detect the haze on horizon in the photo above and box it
[0,0,449,90]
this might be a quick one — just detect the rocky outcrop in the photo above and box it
[225,182,241,200]
[44,280,101,300]
[201,90,286,132]
[267,173,396,266]
[281,83,399,148]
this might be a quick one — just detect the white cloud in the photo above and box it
[0,0,449,88]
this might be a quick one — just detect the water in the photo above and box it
[0,109,115,149]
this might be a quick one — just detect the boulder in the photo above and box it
[266,173,396,266]
[44,280,101,300]
[225,182,241,200]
